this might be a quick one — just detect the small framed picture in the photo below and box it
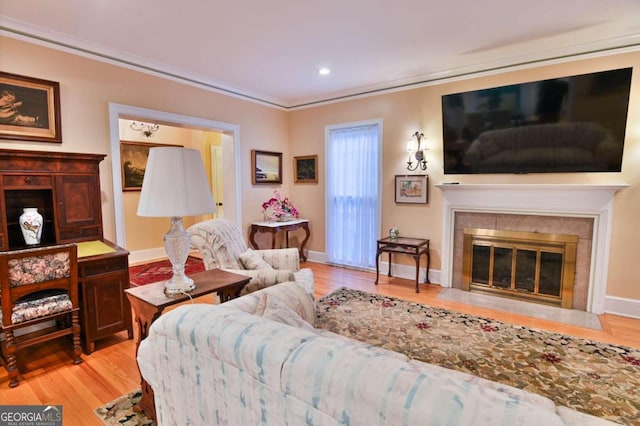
[395,175,428,204]
[293,155,318,183]
[0,71,62,143]
[120,141,181,191]
[252,149,282,184]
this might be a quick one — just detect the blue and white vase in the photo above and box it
[20,207,43,245]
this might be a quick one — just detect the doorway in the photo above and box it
[108,103,241,263]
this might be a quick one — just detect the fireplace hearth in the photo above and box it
[463,228,577,308]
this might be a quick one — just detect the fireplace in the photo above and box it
[462,228,577,308]
[437,184,628,314]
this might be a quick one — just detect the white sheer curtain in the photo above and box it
[326,122,381,269]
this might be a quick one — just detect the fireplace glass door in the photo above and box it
[463,228,577,308]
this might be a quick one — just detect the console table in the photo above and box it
[375,237,430,293]
[124,268,251,422]
[249,219,310,261]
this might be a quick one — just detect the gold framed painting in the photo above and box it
[0,71,62,143]
[252,149,282,185]
[120,141,181,191]
[293,155,318,183]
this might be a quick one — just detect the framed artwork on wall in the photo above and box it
[395,175,428,204]
[252,149,282,184]
[293,155,318,183]
[120,141,181,191]
[0,71,62,143]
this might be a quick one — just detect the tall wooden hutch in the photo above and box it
[0,148,133,354]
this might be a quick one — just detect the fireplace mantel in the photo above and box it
[436,183,629,314]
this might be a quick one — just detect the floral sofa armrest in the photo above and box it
[221,268,295,295]
[255,248,300,271]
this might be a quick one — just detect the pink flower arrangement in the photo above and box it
[262,190,299,221]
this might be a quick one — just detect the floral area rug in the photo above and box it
[129,256,205,286]
[94,390,153,425]
[316,288,640,425]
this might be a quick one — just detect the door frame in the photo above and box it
[108,103,242,249]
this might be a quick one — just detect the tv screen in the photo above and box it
[441,67,632,174]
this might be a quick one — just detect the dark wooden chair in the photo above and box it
[0,244,82,388]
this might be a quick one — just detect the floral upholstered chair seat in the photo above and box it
[0,290,73,325]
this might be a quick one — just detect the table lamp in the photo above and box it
[137,147,215,295]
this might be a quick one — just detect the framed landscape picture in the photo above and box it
[120,141,181,191]
[293,155,318,183]
[252,149,282,184]
[395,175,428,204]
[0,71,62,143]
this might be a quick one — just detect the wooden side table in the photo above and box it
[124,268,251,422]
[249,219,310,261]
[375,237,430,293]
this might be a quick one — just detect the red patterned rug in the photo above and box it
[129,256,206,286]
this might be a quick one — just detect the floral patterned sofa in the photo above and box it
[137,281,614,425]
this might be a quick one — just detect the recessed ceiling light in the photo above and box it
[318,67,331,76]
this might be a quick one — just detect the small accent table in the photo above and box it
[124,269,251,422]
[375,237,430,293]
[249,219,310,261]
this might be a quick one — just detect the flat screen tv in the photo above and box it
[441,67,632,174]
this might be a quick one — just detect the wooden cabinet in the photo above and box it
[78,241,133,354]
[0,148,133,353]
[0,149,105,250]
[55,174,103,242]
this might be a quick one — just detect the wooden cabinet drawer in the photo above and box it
[79,257,128,277]
[3,174,52,188]
[58,226,101,241]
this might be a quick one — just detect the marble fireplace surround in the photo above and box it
[437,184,628,314]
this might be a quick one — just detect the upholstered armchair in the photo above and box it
[188,219,313,295]
[0,243,82,388]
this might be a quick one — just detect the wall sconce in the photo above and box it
[406,131,428,171]
[130,121,160,138]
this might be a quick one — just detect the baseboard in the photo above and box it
[129,247,166,265]
[304,250,441,284]
[603,295,640,319]
[128,247,202,265]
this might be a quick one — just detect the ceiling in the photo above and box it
[1,0,640,109]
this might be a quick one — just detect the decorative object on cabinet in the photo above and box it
[251,149,282,184]
[394,174,428,204]
[389,225,399,239]
[0,71,62,143]
[0,149,134,353]
[120,141,181,191]
[137,147,216,296]
[293,155,318,183]
[19,207,43,245]
[0,243,82,388]
[406,131,428,171]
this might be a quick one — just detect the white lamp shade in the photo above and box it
[137,147,216,217]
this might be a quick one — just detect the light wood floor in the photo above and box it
[1,262,638,425]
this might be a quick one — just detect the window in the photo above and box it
[325,121,381,268]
